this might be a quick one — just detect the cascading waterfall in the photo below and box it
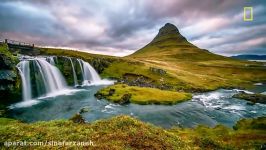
[17,61,32,101]
[34,58,67,93]
[77,59,84,81]
[77,59,101,85]
[16,56,112,103]
[17,57,67,101]
[46,56,55,65]
[68,58,78,86]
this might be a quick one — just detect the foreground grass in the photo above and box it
[0,116,187,149]
[95,84,192,105]
[0,116,265,149]
[171,117,266,150]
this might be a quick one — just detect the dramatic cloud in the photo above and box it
[0,0,265,56]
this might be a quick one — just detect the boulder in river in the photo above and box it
[233,91,266,104]
[119,93,131,105]
[79,106,90,114]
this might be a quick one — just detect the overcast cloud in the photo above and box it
[0,0,265,56]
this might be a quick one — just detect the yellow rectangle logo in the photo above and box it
[244,7,253,21]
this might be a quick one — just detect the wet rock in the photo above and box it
[261,143,266,150]
[109,88,115,96]
[94,92,105,99]
[79,106,90,114]
[0,70,17,81]
[233,92,266,104]
[70,114,85,124]
[246,101,255,106]
[90,58,113,74]
[0,44,21,103]
[119,93,131,105]
[0,54,13,69]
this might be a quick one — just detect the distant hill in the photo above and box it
[231,55,266,60]
[129,23,229,61]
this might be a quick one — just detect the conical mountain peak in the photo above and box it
[150,23,188,45]
[130,23,207,58]
[158,23,180,36]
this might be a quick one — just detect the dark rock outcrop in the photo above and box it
[0,43,21,104]
[89,58,113,74]
[233,91,266,104]
[79,106,90,114]
[119,93,131,105]
[109,89,115,96]
[69,114,85,124]
[119,73,173,90]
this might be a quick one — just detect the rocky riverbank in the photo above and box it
[0,43,21,105]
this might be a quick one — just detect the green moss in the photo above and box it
[170,117,266,150]
[233,117,266,130]
[96,84,192,105]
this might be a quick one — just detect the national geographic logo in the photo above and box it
[243,7,253,21]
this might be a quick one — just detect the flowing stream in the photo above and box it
[9,56,266,128]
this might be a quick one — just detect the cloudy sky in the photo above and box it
[0,0,265,56]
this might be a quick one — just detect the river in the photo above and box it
[8,84,266,128]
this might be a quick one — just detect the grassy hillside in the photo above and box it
[128,23,266,91]
[1,116,265,149]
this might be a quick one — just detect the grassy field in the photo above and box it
[95,84,192,105]
[1,116,265,149]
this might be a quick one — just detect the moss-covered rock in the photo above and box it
[69,113,85,124]
[0,43,21,104]
[95,84,192,105]
[233,92,266,104]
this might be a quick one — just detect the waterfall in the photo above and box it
[77,59,84,81]
[34,58,67,93]
[83,61,101,82]
[77,59,101,85]
[46,56,55,65]
[17,61,32,101]
[68,58,78,86]
[16,56,112,102]
[17,58,67,101]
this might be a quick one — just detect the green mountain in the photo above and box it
[130,23,226,61]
